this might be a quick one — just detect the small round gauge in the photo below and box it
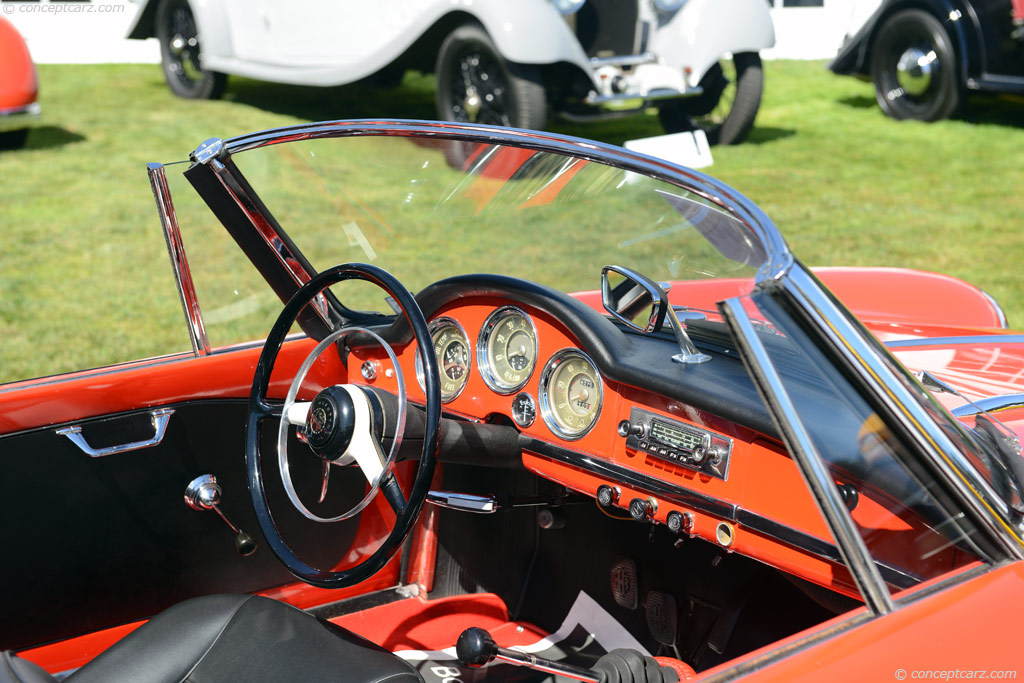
[511,392,537,428]
[416,317,471,402]
[539,349,603,440]
[478,306,538,394]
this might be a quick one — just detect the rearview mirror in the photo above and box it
[601,265,666,333]
[601,265,711,364]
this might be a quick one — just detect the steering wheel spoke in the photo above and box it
[246,263,441,589]
[379,473,409,516]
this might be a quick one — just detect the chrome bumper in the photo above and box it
[582,54,702,109]
[0,102,41,132]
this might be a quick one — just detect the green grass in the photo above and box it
[1,61,1022,385]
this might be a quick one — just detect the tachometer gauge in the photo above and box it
[416,317,470,402]
[539,349,603,440]
[478,306,538,394]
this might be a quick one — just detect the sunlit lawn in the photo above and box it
[1,61,1022,384]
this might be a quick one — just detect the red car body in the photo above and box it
[0,17,39,148]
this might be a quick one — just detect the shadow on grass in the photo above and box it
[745,126,796,144]
[960,93,1024,129]
[1,126,86,153]
[221,76,437,123]
[219,75,797,149]
[837,95,877,109]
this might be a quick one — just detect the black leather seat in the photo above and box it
[2,594,423,683]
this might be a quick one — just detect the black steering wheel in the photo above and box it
[245,263,441,588]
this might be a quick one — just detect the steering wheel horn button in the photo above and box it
[303,387,356,459]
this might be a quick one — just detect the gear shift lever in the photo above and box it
[456,627,601,683]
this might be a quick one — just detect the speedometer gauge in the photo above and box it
[539,349,603,440]
[478,306,537,394]
[416,317,470,402]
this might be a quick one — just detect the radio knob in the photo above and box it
[691,446,706,464]
[617,420,645,438]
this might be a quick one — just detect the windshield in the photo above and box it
[212,134,769,319]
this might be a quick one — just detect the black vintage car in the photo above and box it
[829,0,1024,120]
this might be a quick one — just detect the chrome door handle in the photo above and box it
[56,408,175,457]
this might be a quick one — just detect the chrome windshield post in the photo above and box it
[720,296,897,616]
[148,162,211,357]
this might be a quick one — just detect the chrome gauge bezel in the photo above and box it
[539,348,603,440]
[477,306,539,395]
[415,316,471,403]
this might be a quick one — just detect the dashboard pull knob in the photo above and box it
[629,497,656,521]
[596,485,620,507]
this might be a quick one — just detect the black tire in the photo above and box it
[658,52,763,146]
[0,128,29,150]
[156,0,227,100]
[435,24,547,130]
[870,9,961,121]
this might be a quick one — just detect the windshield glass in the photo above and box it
[222,136,767,314]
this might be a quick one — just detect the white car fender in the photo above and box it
[188,0,235,63]
[652,0,775,87]
[466,0,591,69]
[133,0,593,88]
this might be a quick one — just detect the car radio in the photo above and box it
[618,407,732,481]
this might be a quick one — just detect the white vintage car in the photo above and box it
[127,0,774,144]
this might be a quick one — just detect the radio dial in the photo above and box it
[617,420,645,438]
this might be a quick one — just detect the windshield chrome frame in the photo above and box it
[148,162,211,357]
[721,296,897,615]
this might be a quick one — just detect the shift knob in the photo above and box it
[456,627,498,667]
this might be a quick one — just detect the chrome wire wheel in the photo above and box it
[156,0,227,100]
[450,48,512,126]
[435,24,547,131]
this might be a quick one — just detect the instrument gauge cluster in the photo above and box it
[417,306,605,442]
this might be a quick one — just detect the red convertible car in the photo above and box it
[0,17,39,149]
[1,121,1022,682]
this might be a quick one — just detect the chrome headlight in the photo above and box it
[552,0,586,15]
[652,0,687,12]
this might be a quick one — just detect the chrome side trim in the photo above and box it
[884,334,1024,348]
[952,394,1024,418]
[584,87,703,106]
[720,297,896,615]
[784,266,1024,559]
[215,119,793,283]
[520,436,918,589]
[56,408,175,457]
[148,162,211,356]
